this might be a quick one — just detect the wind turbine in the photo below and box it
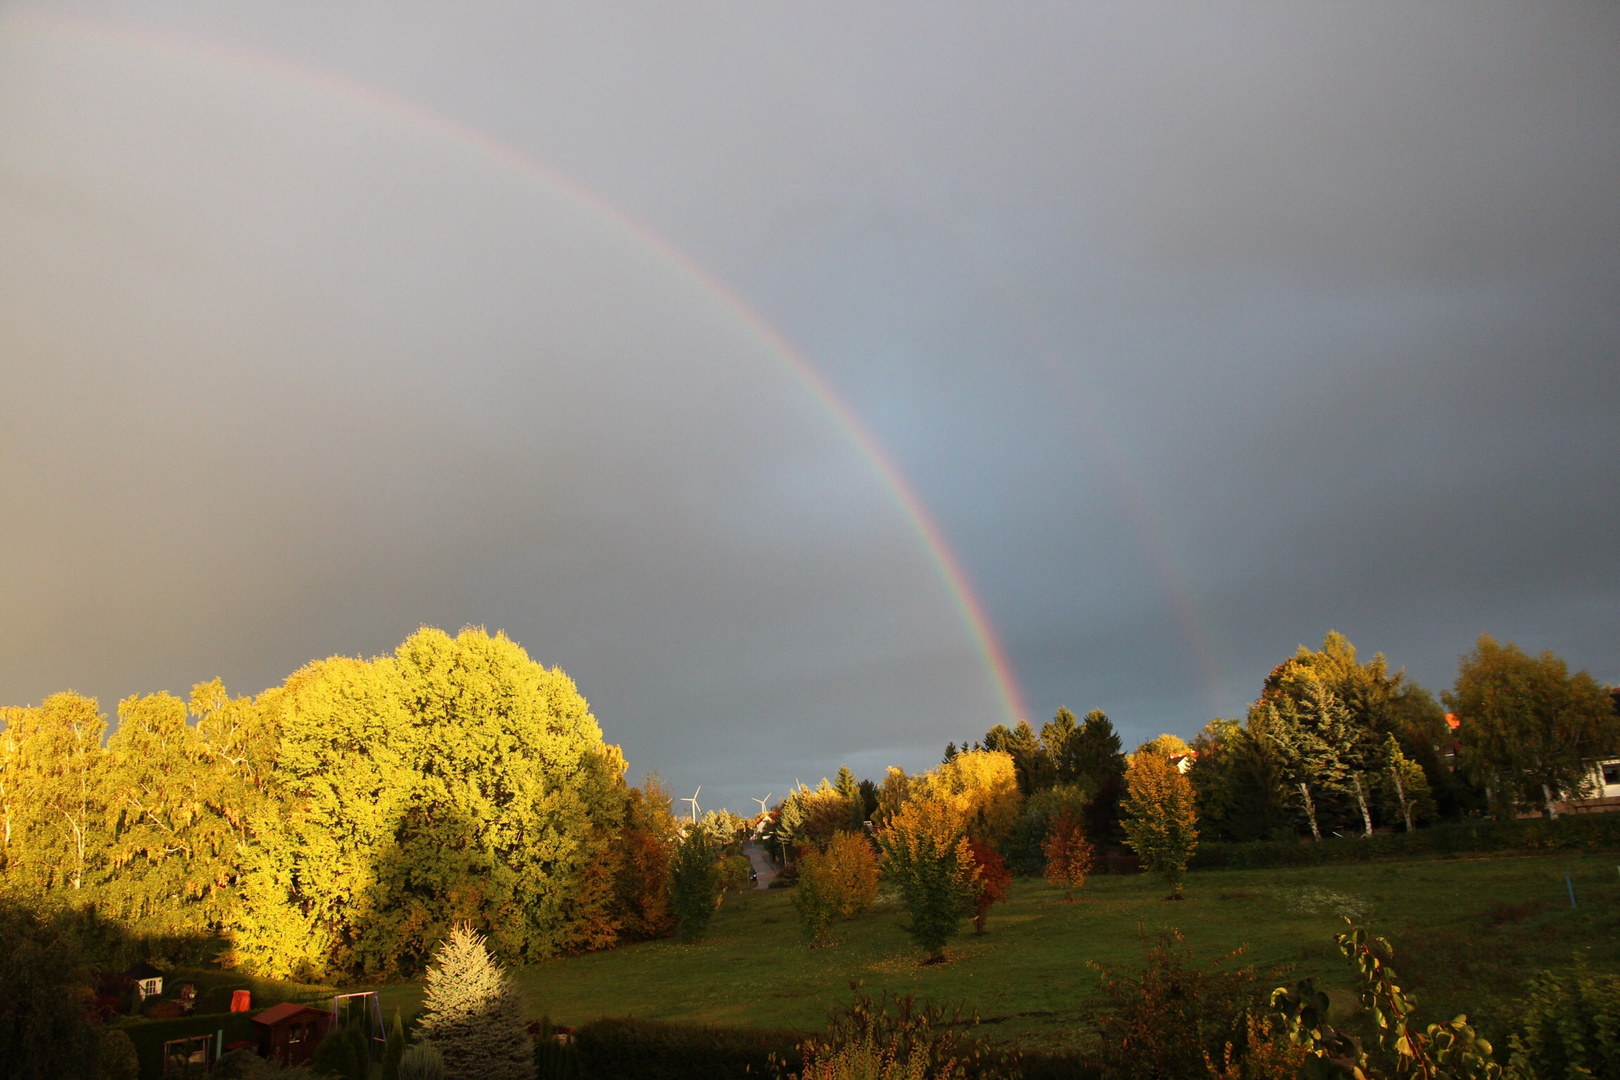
[681,786,701,824]
[750,794,773,839]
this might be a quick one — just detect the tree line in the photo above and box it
[0,626,685,981]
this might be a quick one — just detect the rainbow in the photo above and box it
[4,12,1029,728]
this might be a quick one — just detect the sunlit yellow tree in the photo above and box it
[0,693,107,895]
[876,797,979,962]
[913,749,1022,847]
[102,692,241,934]
[229,626,624,979]
[1120,749,1198,900]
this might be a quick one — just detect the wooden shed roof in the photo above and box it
[253,1002,331,1027]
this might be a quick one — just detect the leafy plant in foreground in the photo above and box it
[1272,921,1500,1080]
[788,988,1007,1080]
[1090,930,1259,1080]
[1504,957,1620,1080]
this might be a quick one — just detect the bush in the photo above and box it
[399,1040,447,1080]
[99,1028,139,1080]
[717,854,753,893]
[793,863,840,947]
[312,1023,367,1080]
[531,1017,582,1080]
[792,989,1009,1080]
[1090,931,1260,1080]
[1506,959,1620,1080]
[794,834,879,946]
[570,1017,801,1080]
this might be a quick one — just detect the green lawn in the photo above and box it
[354,852,1620,1052]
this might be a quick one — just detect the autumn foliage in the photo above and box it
[1041,807,1094,898]
[967,840,1011,935]
[794,831,881,946]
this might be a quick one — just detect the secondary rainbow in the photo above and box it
[8,13,1029,729]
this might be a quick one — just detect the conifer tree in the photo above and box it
[417,924,536,1080]
[382,1009,405,1080]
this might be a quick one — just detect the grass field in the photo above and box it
[338,851,1620,1053]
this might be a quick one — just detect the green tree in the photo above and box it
[1190,717,1292,843]
[1040,708,1078,781]
[1266,682,1374,839]
[417,924,536,1080]
[835,766,866,831]
[876,798,979,962]
[668,828,721,942]
[1065,710,1126,842]
[0,900,105,1080]
[1380,734,1436,832]
[1120,750,1198,899]
[1262,632,1455,826]
[1445,635,1620,819]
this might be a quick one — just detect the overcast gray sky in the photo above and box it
[2,2,1616,813]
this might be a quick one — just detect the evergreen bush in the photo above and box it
[417,924,536,1080]
[531,1016,583,1080]
[398,1040,446,1080]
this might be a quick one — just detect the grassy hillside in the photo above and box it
[359,851,1619,1052]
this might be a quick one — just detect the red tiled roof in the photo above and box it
[253,1002,330,1027]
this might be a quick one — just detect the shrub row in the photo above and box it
[119,1013,258,1080]
[568,1017,804,1080]
[1190,813,1620,871]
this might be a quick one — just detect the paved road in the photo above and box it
[742,841,779,890]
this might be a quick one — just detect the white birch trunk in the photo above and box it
[1298,782,1321,841]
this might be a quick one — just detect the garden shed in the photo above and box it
[124,962,164,1000]
[252,1002,333,1067]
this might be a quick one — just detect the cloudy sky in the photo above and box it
[3,2,1616,813]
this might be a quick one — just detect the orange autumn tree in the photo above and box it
[1041,807,1094,900]
[967,839,1011,935]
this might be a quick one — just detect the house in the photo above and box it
[1566,758,1620,814]
[253,1002,334,1067]
[125,962,164,1001]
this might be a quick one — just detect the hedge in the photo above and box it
[1190,813,1620,871]
[569,1017,804,1080]
[118,1012,258,1080]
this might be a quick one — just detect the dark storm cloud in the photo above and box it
[4,2,1617,808]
